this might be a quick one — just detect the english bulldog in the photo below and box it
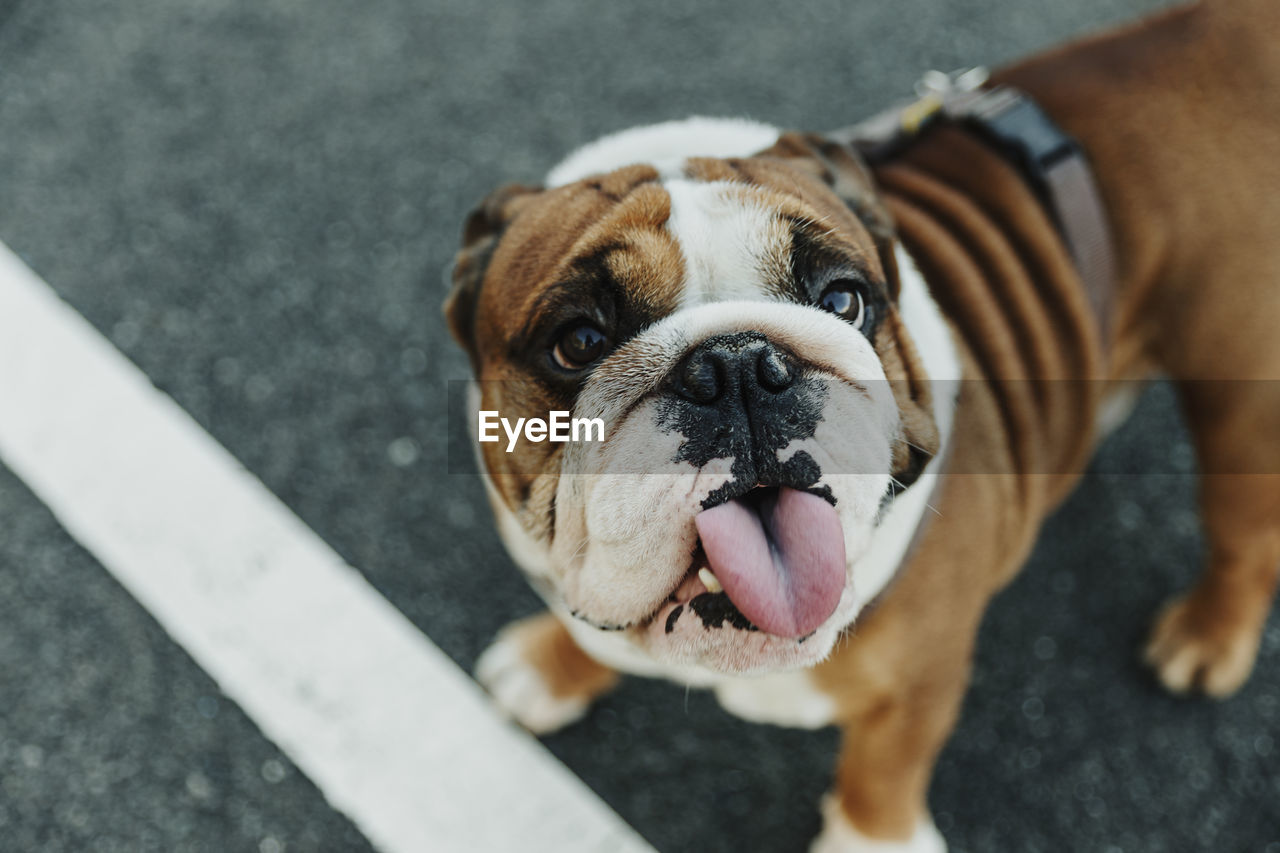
[445,1,1280,848]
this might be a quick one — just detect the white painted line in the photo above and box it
[0,242,653,853]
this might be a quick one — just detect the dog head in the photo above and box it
[447,118,956,679]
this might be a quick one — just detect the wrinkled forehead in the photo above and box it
[478,163,683,332]
[474,125,884,365]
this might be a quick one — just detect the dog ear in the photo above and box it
[445,183,542,365]
[756,132,901,296]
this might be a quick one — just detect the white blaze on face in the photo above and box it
[664,180,792,308]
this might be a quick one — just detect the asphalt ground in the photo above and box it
[0,0,1277,851]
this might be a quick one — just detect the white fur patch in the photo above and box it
[895,246,962,398]
[1095,381,1142,438]
[811,795,946,853]
[546,117,780,187]
[714,670,837,728]
[475,628,590,735]
[664,180,789,308]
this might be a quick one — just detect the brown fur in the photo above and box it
[997,0,1280,697]
[449,166,686,527]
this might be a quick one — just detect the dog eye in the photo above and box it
[818,281,866,328]
[552,323,609,370]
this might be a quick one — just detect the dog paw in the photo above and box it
[810,796,946,853]
[475,629,591,735]
[1144,592,1263,697]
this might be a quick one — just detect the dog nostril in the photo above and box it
[680,353,722,403]
[757,347,794,392]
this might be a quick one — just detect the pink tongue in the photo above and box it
[694,488,846,638]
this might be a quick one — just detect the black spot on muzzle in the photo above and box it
[658,332,832,508]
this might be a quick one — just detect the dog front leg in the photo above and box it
[812,677,965,853]
[1145,379,1280,697]
[476,610,620,734]
[808,604,978,853]
[818,700,957,852]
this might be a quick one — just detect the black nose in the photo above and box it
[663,332,822,484]
[674,333,796,404]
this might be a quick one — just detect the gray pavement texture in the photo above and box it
[0,0,1276,852]
[0,465,376,853]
